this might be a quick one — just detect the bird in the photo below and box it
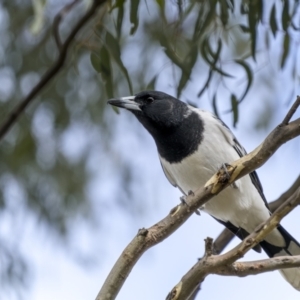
[108,90,300,290]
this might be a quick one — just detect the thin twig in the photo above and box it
[214,255,300,277]
[281,95,300,125]
[269,174,300,211]
[53,0,81,50]
[0,0,107,141]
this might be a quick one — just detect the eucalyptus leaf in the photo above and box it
[116,1,124,39]
[146,75,157,90]
[281,33,290,69]
[201,38,233,78]
[30,0,47,35]
[177,44,198,98]
[269,4,278,37]
[234,59,253,102]
[247,3,257,61]
[197,69,213,98]
[231,94,239,127]
[156,0,164,10]
[239,24,250,33]
[90,48,114,98]
[130,0,140,35]
[212,93,220,118]
[282,0,290,31]
[105,31,133,94]
[198,0,217,35]
[219,0,229,26]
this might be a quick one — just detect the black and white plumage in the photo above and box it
[108,90,300,290]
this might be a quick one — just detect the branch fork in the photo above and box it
[96,98,300,300]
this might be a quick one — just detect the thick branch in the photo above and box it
[213,174,300,255]
[96,99,300,300]
[169,187,300,300]
[215,255,300,277]
[0,0,107,141]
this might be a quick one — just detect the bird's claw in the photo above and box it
[180,195,189,206]
[221,163,231,180]
[220,163,237,188]
[195,209,201,216]
[188,190,195,196]
[180,193,201,216]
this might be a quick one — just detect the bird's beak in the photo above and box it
[107,96,141,111]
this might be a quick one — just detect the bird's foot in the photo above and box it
[180,192,201,216]
[180,195,189,206]
[195,209,201,216]
[220,163,237,188]
[188,190,195,196]
[221,163,231,180]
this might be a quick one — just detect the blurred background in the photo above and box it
[0,0,300,299]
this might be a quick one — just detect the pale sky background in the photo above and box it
[1,1,300,300]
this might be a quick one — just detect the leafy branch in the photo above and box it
[0,0,108,141]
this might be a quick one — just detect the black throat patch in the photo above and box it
[152,111,204,163]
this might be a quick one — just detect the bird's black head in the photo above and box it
[108,90,188,132]
[108,90,204,163]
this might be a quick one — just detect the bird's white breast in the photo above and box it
[160,109,272,234]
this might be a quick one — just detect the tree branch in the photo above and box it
[169,187,300,300]
[96,99,300,300]
[214,255,300,277]
[0,0,107,141]
[213,174,300,255]
[52,0,81,50]
[269,174,300,212]
[281,96,300,125]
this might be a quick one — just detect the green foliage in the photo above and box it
[234,59,253,102]
[231,94,239,127]
[281,32,290,68]
[270,4,278,37]
[130,0,140,35]
[98,0,300,124]
[30,0,47,35]
[105,30,133,94]
[91,47,114,98]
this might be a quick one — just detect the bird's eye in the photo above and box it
[146,97,154,104]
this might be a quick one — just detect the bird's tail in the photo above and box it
[260,225,300,291]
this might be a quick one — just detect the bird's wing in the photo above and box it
[160,161,189,196]
[160,161,177,187]
[211,114,269,209]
